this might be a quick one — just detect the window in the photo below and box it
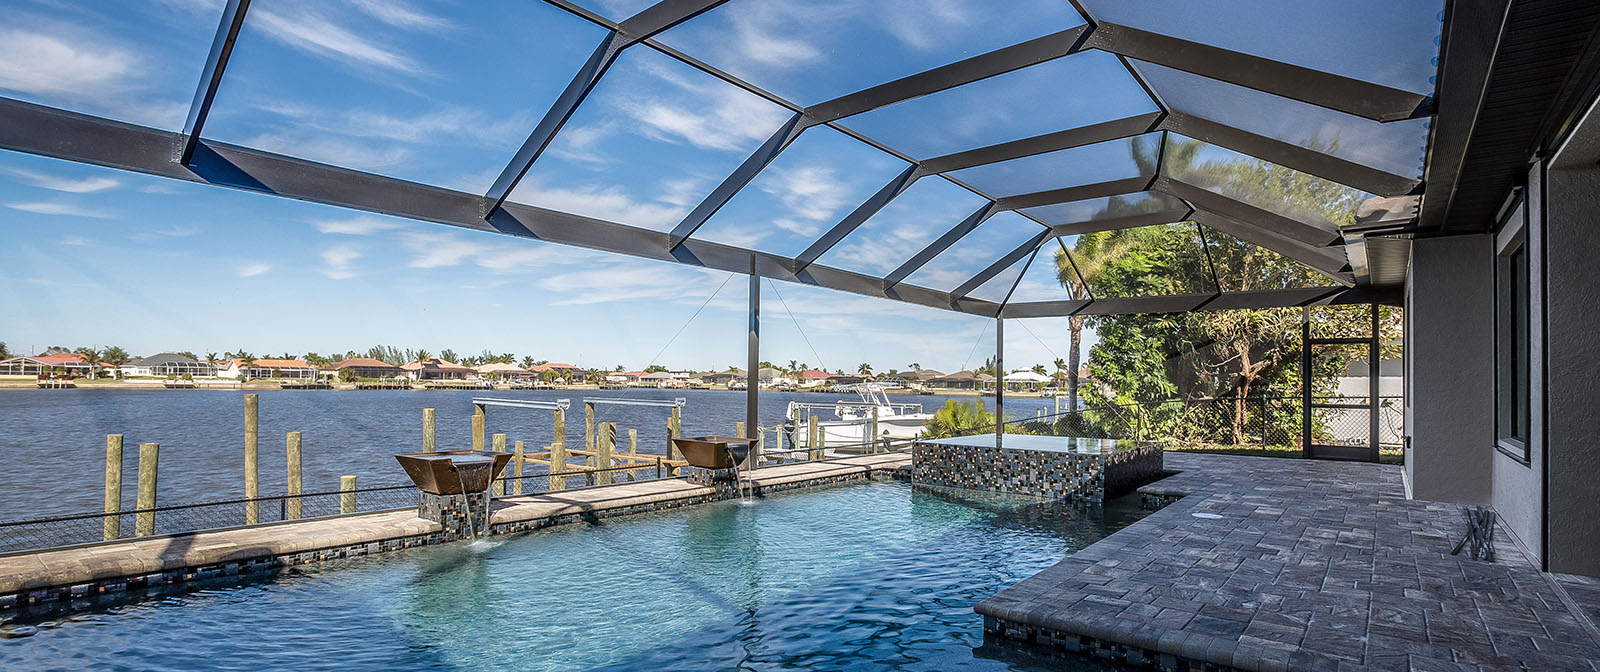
[1495,200,1530,462]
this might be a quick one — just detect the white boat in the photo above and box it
[781,383,932,456]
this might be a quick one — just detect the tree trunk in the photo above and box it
[1231,349,1254,445]
[1067,315,1083,412]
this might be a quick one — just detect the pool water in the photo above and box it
[1,481,1147,671]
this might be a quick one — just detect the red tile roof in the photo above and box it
[239,358,311,369]
[528,363,580,372]
[330,358,399,369]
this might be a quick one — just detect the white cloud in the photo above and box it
[758,164,852,223]
[237,263,272,277]
[347,0,451,30]
[618,58,790,154]
[517,180,688,230]
[60,236,93,247]
[4,168,120,194]
[397,229,603,276]
[320,245,361,279]
[241,133,412,171]
[0,29,134,101]
[314,216,407,236]
[251,6,424,74]
[155,225,201,238]
[6,201,109,218]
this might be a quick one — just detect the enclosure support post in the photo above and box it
[668,405,682,474]
[244,393,259,525]
[995,316,1005,436]
[286,431,302,520]
[135,443,159,537]
[1300,307,1312,453]
[1368,302,1381,461]
[422,408,436,453]
[103,434,123,540]
[746,263,760,445]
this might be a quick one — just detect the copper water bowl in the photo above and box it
[394,450,513,495]
[672,436,753,470]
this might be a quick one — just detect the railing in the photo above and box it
[993,395,1403,449]
[0,435,915,556]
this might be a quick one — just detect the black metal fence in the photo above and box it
[1000,395,1402,449]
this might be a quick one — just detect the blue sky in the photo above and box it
[0,0,1442,371]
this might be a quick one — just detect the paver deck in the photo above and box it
[976,453,1600,671]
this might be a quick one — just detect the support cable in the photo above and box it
[647,273,734,369]
[766,279,828,373]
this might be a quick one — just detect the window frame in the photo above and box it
[1494,194,1531,464]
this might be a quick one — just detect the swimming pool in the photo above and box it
[0,481,1147,671]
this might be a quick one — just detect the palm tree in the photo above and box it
[857,363,872,376]
[520,355,535,368]
[787,360,799,375]
[1032,363,1047,376]
[908,362,921,371]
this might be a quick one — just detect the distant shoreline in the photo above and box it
[0,379,1018,396]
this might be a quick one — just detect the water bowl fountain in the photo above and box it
[395,451,513,539]
[672,436,755,501]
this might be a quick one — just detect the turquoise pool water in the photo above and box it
[0,481,1146,671]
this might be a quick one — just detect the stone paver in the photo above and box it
[976,453,1600,671]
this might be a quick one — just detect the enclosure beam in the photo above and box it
[995,176,1155,211]
[794,165,924,272]
[885,202,999,288]
[1087,23,1433,122]
[953,230,1052,299]
[0,98,1001,318]
[1051,208,1194,237]
[804,26,1090,122]
[921,113,1164,173]
[1159,113,1422,197]
[179,0,251,165]
[668,112,811,250]
[1152,177,1344,248]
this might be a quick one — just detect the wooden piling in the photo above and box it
[103,434,123,541]
[244,393,259,525]
[870,406,880,454]
[472,403,485,452]
[627,429,638,481]
[809,414,821,461]
[584,401,595,456]
[135,442,159,537]
[340,476,357,514]
[422,408,436,453]
[286,431,302,520]
[736,421,745,438]
[775,424,784,464]
[667,405,682,475]
[512,441,525,495]
[491,433,507,496]
[597,422,615,486]
[551,408,567,490]
[754,426,764,467]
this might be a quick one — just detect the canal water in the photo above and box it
[0,389,1062,519]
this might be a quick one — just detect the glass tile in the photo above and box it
[1022,191,1185,226]
[508,47,793,232]
[1064,223,1216,297]
[966,255,1029,304]
[1083,0,1445,94]
[1163,134,1372,230]
[813,176,988,277]
[948,134,1158,198]
[653,0,1085,106]
[0,2,216,129]
[690,126,909,256]
[903,211,1046,292]
[839,52,1159,159]
[207,0,608,191]
[1135,61,1430,179]
[1203,228,1336,292]
[1007,242,1088,303]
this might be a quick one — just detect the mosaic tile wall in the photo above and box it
[912,440,1163,501]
